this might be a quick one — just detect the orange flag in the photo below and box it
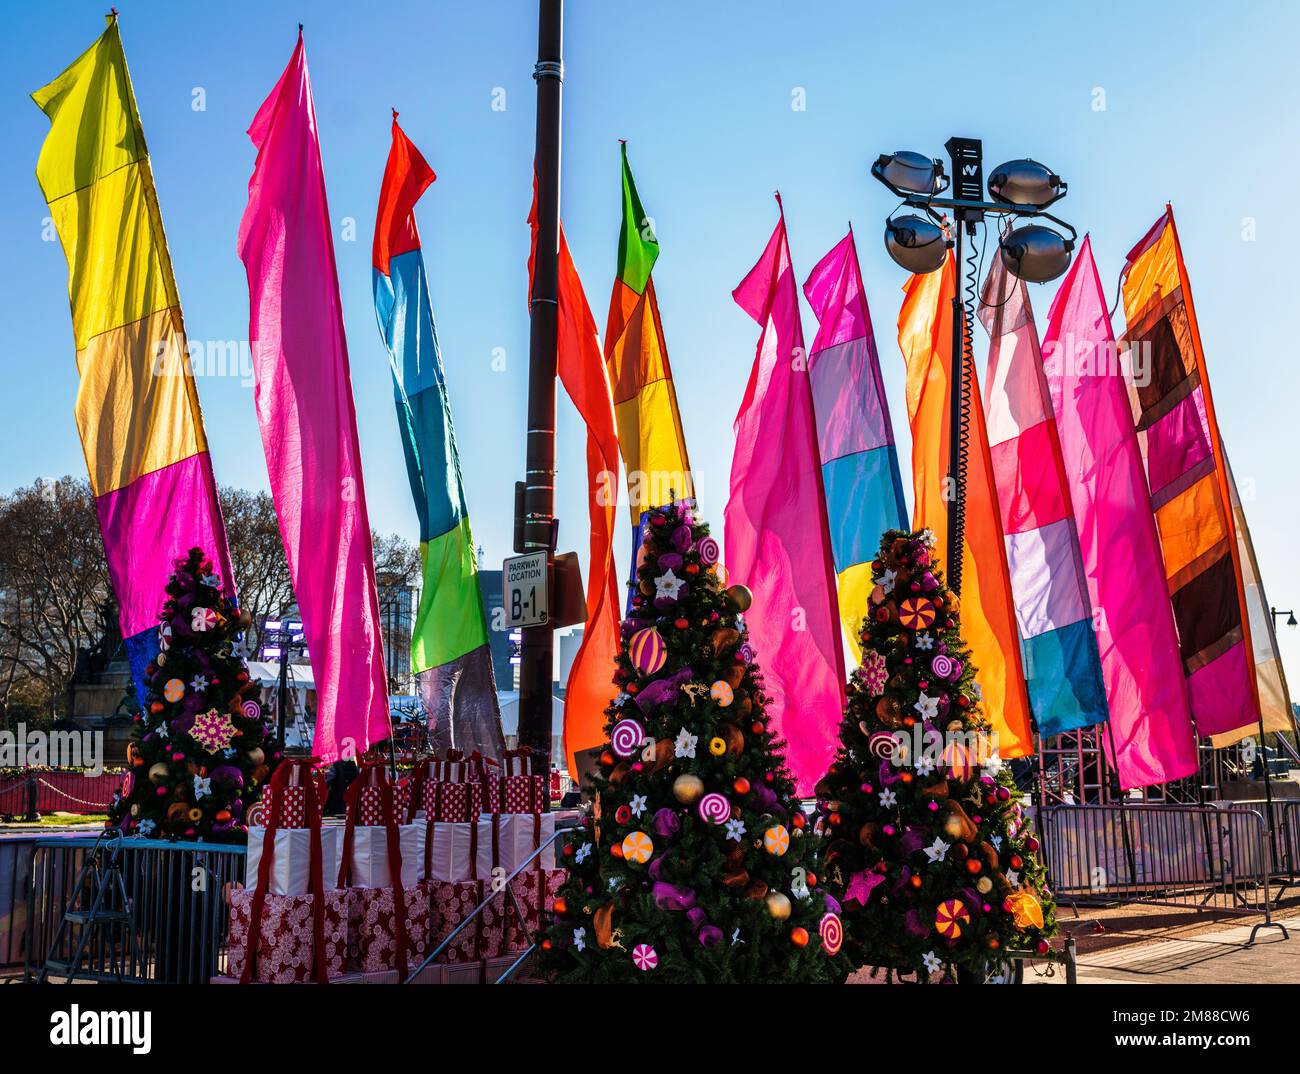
[529,192,621,776]
[897,254,1033,759]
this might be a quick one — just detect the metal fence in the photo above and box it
[1037,802,1282,939]
[25,836,246,983]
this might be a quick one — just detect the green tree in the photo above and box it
[541,501,845,983]
[814,529,1055,981]
[108,548,279,842]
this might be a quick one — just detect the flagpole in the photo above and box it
[519,0,563,772]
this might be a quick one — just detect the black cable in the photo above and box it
[948,222,980,595]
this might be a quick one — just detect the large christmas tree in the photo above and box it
[814,529,1055,981]
[541,501,845,983]
[108,548,279,843]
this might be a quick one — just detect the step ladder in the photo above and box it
[36,828,140,983]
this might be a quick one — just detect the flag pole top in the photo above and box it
[392,107,399,120]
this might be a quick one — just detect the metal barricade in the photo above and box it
[1038,802,1284,943]
[25,836,246,983]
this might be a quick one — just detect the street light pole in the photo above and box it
[518,0,563,770]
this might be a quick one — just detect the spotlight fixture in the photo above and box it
[884,213,951,274]
[999,223,1074,283]
[873,151,947,197]
[987,159,1066,209]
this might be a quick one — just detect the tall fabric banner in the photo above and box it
[33,15,234,695]
[238,33,390,763]
[728,202,845,794]
[803,229,908,662]
[373,115,503,757]
[979,258,1108,739]
[1210,454,1296,746]
[1120,208,1258,738]
[1041,237,1197,787]
[897,254,1033,759]
[528,191,622,778]
[605,143,693,590]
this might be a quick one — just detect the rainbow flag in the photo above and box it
[1121,208,1258,738]
[979,256,1108,739]
[803,229,907,661]
[33,15,233,694]
[605,143,693,584]
[238,33,390,763]
[728,200,846,794]
[897,254,1033,759]
[373,115,503,756]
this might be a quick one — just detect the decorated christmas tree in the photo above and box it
[541,501,845,983]
[814,529,1055,981]
[108,548,279,843]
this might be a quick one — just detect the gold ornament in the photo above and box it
[147,762,170,784]
[975,876,993,894]
[247,747,265,767]
[725,584,753,612]
[672,773,704,804]
[708,737,727,757]
[765,891,792,920]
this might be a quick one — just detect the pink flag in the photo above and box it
[238,32,390,762]
[1040,237,1196,788]
[727,200,845,794]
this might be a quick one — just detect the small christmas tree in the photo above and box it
[108,548,279,843]
[814,529,1055,981]
[541,501,845,983]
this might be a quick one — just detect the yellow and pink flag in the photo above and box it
[33,14,233,694]
[238,32,390,762]
[728,200,845,793]
[1042,237,1197,787]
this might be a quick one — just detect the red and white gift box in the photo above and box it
[227,886,351,984]
[419,814,556,883]
[501,774,547,815]
[507,867,567,950]
[338,824,423,889]
[346,883,431,977]
[427,879,508,965]
[245,825,342,896]
[431,780,482,822]
[258,766,326,829]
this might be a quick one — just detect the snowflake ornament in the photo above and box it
[859,649,888,697]
[189,709,235,753]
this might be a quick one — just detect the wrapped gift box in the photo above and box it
[501,774,547,815]
[338,823,423,889]
[227,886,351,984]
[346,882,431,976]
[420,815,556,883]
[507,866,567,950]
[245,825,342,896]
[427,879,508,964]
[258,780,324,829]
[484,813,556,874]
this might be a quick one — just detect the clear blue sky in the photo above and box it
[3,1,1299,690]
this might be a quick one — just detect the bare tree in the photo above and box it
[218,486,295,656]
[0,477,111,723]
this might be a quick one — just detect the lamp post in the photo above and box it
[1271,607,1298,629]
[871,141,1076,596]
[517,0,563,771]
[261,614,304,750]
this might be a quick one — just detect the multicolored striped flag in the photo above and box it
[605,144,693,582]
[33,14,234,695]
[238,32,390,763]
[979,256,1108,739]
[373,115,503,757]
[803,228,908,662]
[1120,208,1259,738]
[897,254,1033,760]
[728,199,846,794]
[1041,237,1197,788]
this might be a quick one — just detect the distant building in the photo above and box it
[478,569,518,690]
[376,577,414,695]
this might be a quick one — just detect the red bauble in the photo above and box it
[750,722,764,735]
[964,858,982,875]
[791,812,806,830]
[790,927,809,948]
[674,618,689,630]
[1010,854,1023,870]
[1036,939,1050,955]
[611,842,624,859]
[733,777,751,795]
[553,897,568,915]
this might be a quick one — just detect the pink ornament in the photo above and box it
[628,628,667,675]
[610,718,646,758]
[632,943,658,970]
[697,793,730,825]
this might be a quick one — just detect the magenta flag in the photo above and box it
[727,200,845,794]
[238,32,390,762]
[1040,237,1196,788]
